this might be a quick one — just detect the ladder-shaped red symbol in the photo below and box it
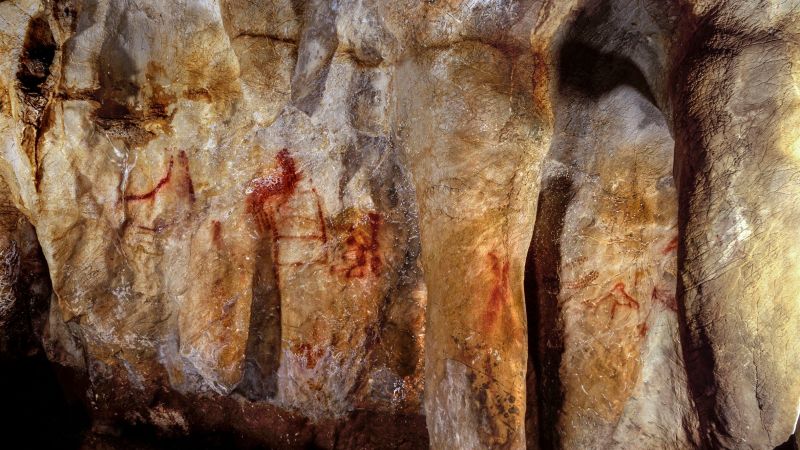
[271,187,328,268]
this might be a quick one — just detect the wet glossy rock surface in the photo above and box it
[1,0,799,449]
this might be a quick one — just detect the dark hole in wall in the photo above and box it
[16,13,57,191]
[0,222,89,450]
[555,0,660,107]
[16,15,56,96]
[0,354,90,449]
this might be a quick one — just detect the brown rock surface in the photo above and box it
[1,0,799,449]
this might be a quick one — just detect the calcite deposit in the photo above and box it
[1,0,799,449]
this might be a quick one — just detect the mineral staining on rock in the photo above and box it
[1,0,800,449]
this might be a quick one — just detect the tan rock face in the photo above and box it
[1,0,799,448]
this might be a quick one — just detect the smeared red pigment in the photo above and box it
[481,251,511,332]
[651,286,678,312]
[244,150,334,274]
[212,220,223,248]
[178,150,195,202]
[246,149,300,233]
[294,342,324,369]
[332,212,382,279]
[124,157,174,201]
[662,236,679,255]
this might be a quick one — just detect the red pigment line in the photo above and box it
[482,251,510,331]
[179,150,196,202]
[651,286,678,312]
[312,188,328,244]
[609,282,639,319]
[124,157,174,201]
[269,214,281,283]
[662,236,679,255]
[137,223,170,233]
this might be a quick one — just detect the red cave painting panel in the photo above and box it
[246,149,301,233]
[245,149,384,280]
[585,282,641,327]
[211,220,223,249]
[246,149,328,270]
[330,212,382,279]
[124,150,195,203]
[293,342,324,369]
[122,149,195,233]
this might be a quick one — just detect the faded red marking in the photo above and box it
[272,189,328,267]
[124,157,174,201]
[246,149,300,231]
[178,150,195,202]
[331,212,382,279]
[244,151,329,287]
[482,251,511,332]
[244,150,301,289]
[587,282,640,320]
[123,150,195,205]
[212,220,222,248]
[662,236,679,255]
[312,188,328,244]
[294,342,324,369]
[651,286,677,312]
[245,149,301,279]
[137,220,172,233]
[567,270,599,290]
[608,283,639,319]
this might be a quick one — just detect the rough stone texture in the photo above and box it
[1,0,799,449]
[671,6,800,448]
[0,173,50,359]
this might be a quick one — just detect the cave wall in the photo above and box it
[0,0,799,449]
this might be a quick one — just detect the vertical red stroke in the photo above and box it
[482,251,510,332]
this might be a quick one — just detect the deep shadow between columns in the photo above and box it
[525,2,667,446]
[525,173,575,450]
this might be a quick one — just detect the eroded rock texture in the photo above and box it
[0,0,799,449]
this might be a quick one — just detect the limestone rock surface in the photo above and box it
[1,0,799,449]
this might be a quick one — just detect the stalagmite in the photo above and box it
[670,2,800,447]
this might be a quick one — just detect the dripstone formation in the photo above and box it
[1,1,799,449]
